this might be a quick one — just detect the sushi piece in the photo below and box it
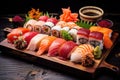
[47,38,66,57]
[36,36,57,56]
[76,28,90,45]
[58,41,78,60]
[42,22,54,35]
[70,44,95,67]
[26,34,48,51]
[7,27,30,44]
[23,19,37,31]
[68,28,78,42]
[89,31,104,49]
[34,21,45,33]
[51,25,62,37]
[61,26,70,32]
[13,31,39,50]
[90,26,113,49]
[23,31,39,46]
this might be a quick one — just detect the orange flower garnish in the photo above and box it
[28,8,41,20]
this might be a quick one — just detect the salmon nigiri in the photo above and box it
[47,38,66,57]
[36,36,57,56]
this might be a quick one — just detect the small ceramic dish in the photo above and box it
[79,6,104,22]
[96,19,113,28]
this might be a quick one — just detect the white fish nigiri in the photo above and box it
[26,34,48,51]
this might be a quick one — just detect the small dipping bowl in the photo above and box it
[96,19,113,28]
[79,6,104,22]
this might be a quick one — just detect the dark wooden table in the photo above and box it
[0,14,120,80]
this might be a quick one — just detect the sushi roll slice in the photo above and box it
[61,26,70,32]
[23,19,37,31]
[42,22,54,35]
[26,34,48,51]
[76,28,90,45]
[51,25,62,37]
[89,31,104,49]
[68,28,78,42]
[34,21,45,33]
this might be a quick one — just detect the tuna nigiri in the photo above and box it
[23,31,39,46]
[58,41,78,60]
[36,36,57,56]
[47,38,66,57]
[26,34,48,51]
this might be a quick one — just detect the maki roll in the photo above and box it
[34,21,45,33]
[51,25,62,37]
[68,28,78,42]
[89,31,104,49]
[23,19,37,31]
[76,28,90,45]
[42,22,54,35]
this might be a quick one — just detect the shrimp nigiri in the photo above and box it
[36,36,57,56]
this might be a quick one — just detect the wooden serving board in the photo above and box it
[0,32,119,76]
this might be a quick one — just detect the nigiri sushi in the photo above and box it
[34,21,45,33]
[23,19,37,31]
[41,22,54,35]
[26,34,48,51]
[47,38,66,57]
[51,25,62,37]
[70,44,95,67]
[76,28,90,45]
[89,31,104,49]
[7,27,30,44]
[23,31,39,46]
[36,36,57,56]
[58,41,78,60]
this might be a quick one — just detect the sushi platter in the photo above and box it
[0,29,119,76]
[0,7,120,78]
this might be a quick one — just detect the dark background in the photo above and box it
[0,0,120,15]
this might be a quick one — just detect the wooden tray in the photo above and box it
[0,32,119,78]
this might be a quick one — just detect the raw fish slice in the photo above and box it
[58,41,78,60]
[76,28,90,45]
[89,31,104,49]
[23,31,39,46]
[36,36,57,56]
[7,27,30,43]
[47,38,66,56]
[26,34,48,51]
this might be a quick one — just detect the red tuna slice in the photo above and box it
[77,28,90,37]
[89,31,104,40]
[58,41,78,60]
[47,38,66,57]
[23,31,39,45]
